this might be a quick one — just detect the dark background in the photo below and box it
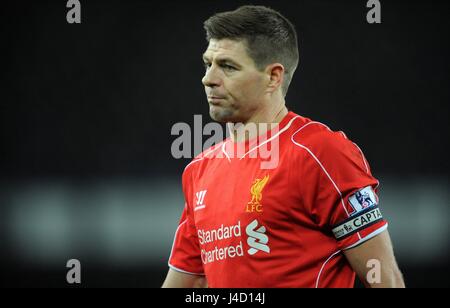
[1,0,449,287]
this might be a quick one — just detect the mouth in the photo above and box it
[207,96,226,105]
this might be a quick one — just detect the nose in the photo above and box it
[202,66,221,88]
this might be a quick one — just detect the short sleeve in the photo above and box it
[298,130,388,250]
[167,169,204,275]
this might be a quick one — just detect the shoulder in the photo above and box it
[286,117,374,194]
[182,140,226,179]
[287,116,365,170]
[289,118,353,154]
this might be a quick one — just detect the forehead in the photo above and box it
[203,39,252,64]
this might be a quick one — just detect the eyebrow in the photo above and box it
[202,55,241,67]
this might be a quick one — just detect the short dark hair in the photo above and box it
[204,5,299,96]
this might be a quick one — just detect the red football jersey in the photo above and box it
[168,111,387,288]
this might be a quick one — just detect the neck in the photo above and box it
[228,99,288,143]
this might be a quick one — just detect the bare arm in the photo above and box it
[343,229,405,288]
[161,268,208,288]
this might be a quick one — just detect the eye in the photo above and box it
[203,62,211,70]
[222,64,236,71]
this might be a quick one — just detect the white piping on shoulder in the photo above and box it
[184,143,223,171]
[239,115,302,159]
[290,121,362,239]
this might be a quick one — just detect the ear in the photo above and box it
[265,63,285,94]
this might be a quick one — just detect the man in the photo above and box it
[162,5,404,288]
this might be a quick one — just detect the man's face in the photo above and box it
[202,39,268,123]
